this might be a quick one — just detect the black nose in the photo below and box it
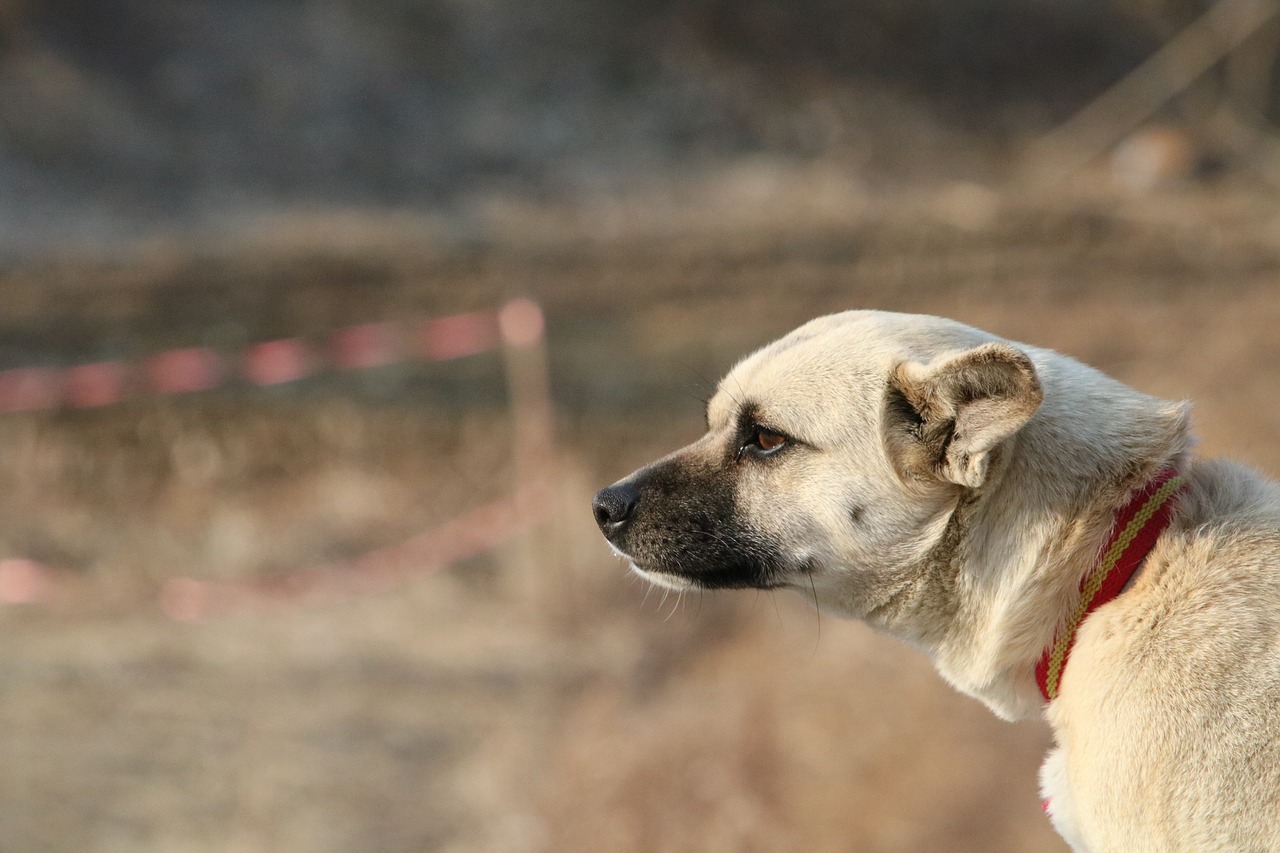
[592,481,640,539]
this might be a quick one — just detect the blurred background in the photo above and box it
[0,0,1279,850]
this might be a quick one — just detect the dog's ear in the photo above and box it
[886,342,1043,488]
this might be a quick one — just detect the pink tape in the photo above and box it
[65,361,128,407]
[0,558,52,604]
[156,484,552,622]
[0,367,62,412]
[331,323,400,370]
[158,577,212,623]
[243,338,312,386]
[147,347,223,394]
[419,312,498,361]
[0,303,544,413]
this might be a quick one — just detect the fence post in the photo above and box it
[497,299,560,617]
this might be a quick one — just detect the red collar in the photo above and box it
[1035,466,1187,702]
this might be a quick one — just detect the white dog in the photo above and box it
[593,310,1280,852]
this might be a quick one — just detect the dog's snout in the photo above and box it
[592,481,640,539]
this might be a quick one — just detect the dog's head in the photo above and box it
[592,310,1043,619]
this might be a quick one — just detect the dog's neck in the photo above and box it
[908,355,1192,720]
[1033,466,1187,701]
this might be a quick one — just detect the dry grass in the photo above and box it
[1,184,1279,852]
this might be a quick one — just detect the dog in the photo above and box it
[592,310,1280,852]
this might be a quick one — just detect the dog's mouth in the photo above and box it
[627,563,699,592]
[619,547,794,591]
[634,565,789,591]
[600,542,687,590]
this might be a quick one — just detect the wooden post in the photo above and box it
[497,299,560,617]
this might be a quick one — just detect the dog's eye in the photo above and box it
[739,425,788,459]
[755,428,786,451]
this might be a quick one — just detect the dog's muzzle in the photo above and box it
[591,465,789,590]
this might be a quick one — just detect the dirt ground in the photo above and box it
[1,176,1279,852]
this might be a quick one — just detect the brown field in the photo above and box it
[1,178,1279,852]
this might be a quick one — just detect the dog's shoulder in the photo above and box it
[1108,457,1280,662]
[1056,457,1280,849]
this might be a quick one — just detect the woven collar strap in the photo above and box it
[1035,467,1188,702]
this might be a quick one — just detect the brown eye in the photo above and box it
[755,428,787,451]
[735,424,791,461]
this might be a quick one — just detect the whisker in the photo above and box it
[663,590,683,622]
[808,572,823,656]
[681,362,723,428]
[681,363,719,406]
[729,373,750,410]
[769,589,784,629]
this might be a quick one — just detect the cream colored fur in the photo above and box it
[601,310,1280,851]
